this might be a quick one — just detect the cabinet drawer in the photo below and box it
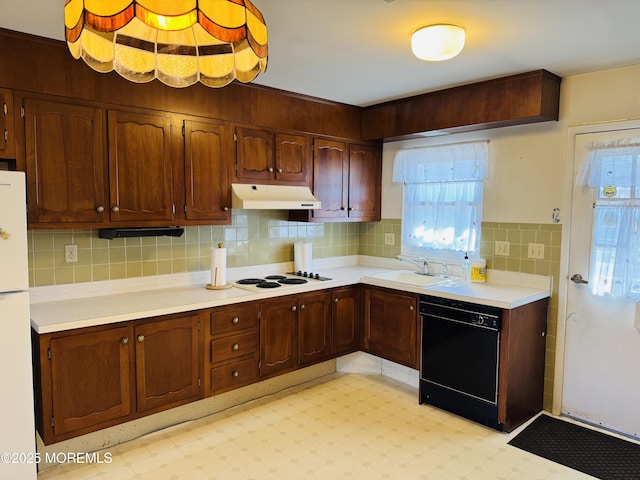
[210,357,259,394]
[210,304,258,336]
[211,331,258,363]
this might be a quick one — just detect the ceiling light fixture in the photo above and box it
[64,0,268,88]
[411,24,465,61]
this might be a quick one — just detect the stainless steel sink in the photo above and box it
[364,270,452,287]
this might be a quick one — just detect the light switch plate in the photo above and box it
[495,241,510,256]
[384,233,395,245]
[527,243,545,259]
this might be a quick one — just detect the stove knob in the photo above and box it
[314,273,320,280]
[297,270,302,276]
[303,271,308,277]
[308,272,313,278]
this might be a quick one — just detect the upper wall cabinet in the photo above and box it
[18,93,234,229]
[0,89,15,159]
[234,127,311,186]
[107,110,175,223]
[292,138,381,223]
[184,119,232,222]
[22,96,107,224]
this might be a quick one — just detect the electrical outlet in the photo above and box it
[65,244,78,263]
[384,233,395,245]
[495,240,510,256]
[527,243,545,259]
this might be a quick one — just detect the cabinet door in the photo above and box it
[49,325,133,437]
[184,120,231,222]
[348,144,381,221]
[0,88,15,159]
[24,97,107,224]
[135,312,201,413]
[108,110,174,222]
[298,290,332,366]
[235,127,274,181]
[260,296,298,377]
[312,139,348,219]
[332,286,360,355]
[363,287,418,368]
[274,132,311,185]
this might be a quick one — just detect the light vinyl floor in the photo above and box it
[38,373,593,480]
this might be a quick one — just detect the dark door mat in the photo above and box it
[508,414,640,479]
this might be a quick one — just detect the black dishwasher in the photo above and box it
[419,295,503,430]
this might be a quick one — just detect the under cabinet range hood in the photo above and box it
[231,184,321,210]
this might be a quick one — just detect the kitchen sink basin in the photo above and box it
[365,270,452,287]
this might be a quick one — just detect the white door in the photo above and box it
[562,127,640,439]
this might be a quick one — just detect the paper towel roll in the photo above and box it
[294,242,312,273]
[210,246,227,286]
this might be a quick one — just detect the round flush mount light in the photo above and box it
[411,24,465,61]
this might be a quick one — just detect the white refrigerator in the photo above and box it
[0,171,37,479]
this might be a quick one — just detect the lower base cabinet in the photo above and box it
[206,303,259,396]
[31,283,549,445]
[362,286,419,369]
[33,311,203,445]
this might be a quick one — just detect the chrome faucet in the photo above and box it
[397,255,430,275]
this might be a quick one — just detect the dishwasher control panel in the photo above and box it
[420,295,501,330]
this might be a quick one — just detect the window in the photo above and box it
[577,140,640,300]
[393,141,488,260]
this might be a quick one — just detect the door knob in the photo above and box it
[570,274,589,284]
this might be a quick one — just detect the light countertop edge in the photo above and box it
[30,256,551,334]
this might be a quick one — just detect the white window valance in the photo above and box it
[393,140,489,184]
[576,139,640,188]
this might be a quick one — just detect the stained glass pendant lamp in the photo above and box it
[64,0,268,88]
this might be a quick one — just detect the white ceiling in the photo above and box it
[2,0,640,107]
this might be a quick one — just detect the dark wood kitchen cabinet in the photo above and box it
[363,286,419,369]
[291,138,381,222]
[259,296,299,378]
[298,290,332,366]
[235,126,311,186]
[22,96,107,224]
[107,109,174,223]
[206,302,259,396]
[184,119,232,222]
[332,286,361,355]
[33,323,133,444]
[134,312,202,413]
[0,88,15,159]
[33,310,203,445]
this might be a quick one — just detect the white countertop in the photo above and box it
[30,256,551,334]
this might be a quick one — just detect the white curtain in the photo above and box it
[393,141,488,255]
[576,139,640,300]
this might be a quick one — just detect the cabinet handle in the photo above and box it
[291,305,297,312]
[334,298,339,303]
[232,343,239,351]
[268,167,274,172]
[277,168,283,173]
[2,103,6,116]
[232,370,239,378]
[3,130,7,142]
[347,207,353,211]
[137,335,145,342]
[340,207,346,211]
[96,206,105,213]
[300,304,305,310]
[232,317,239,325]
[223,206,229,211]
[409,305,414,311]
[121,337,129,344]
[112,206,120,213]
